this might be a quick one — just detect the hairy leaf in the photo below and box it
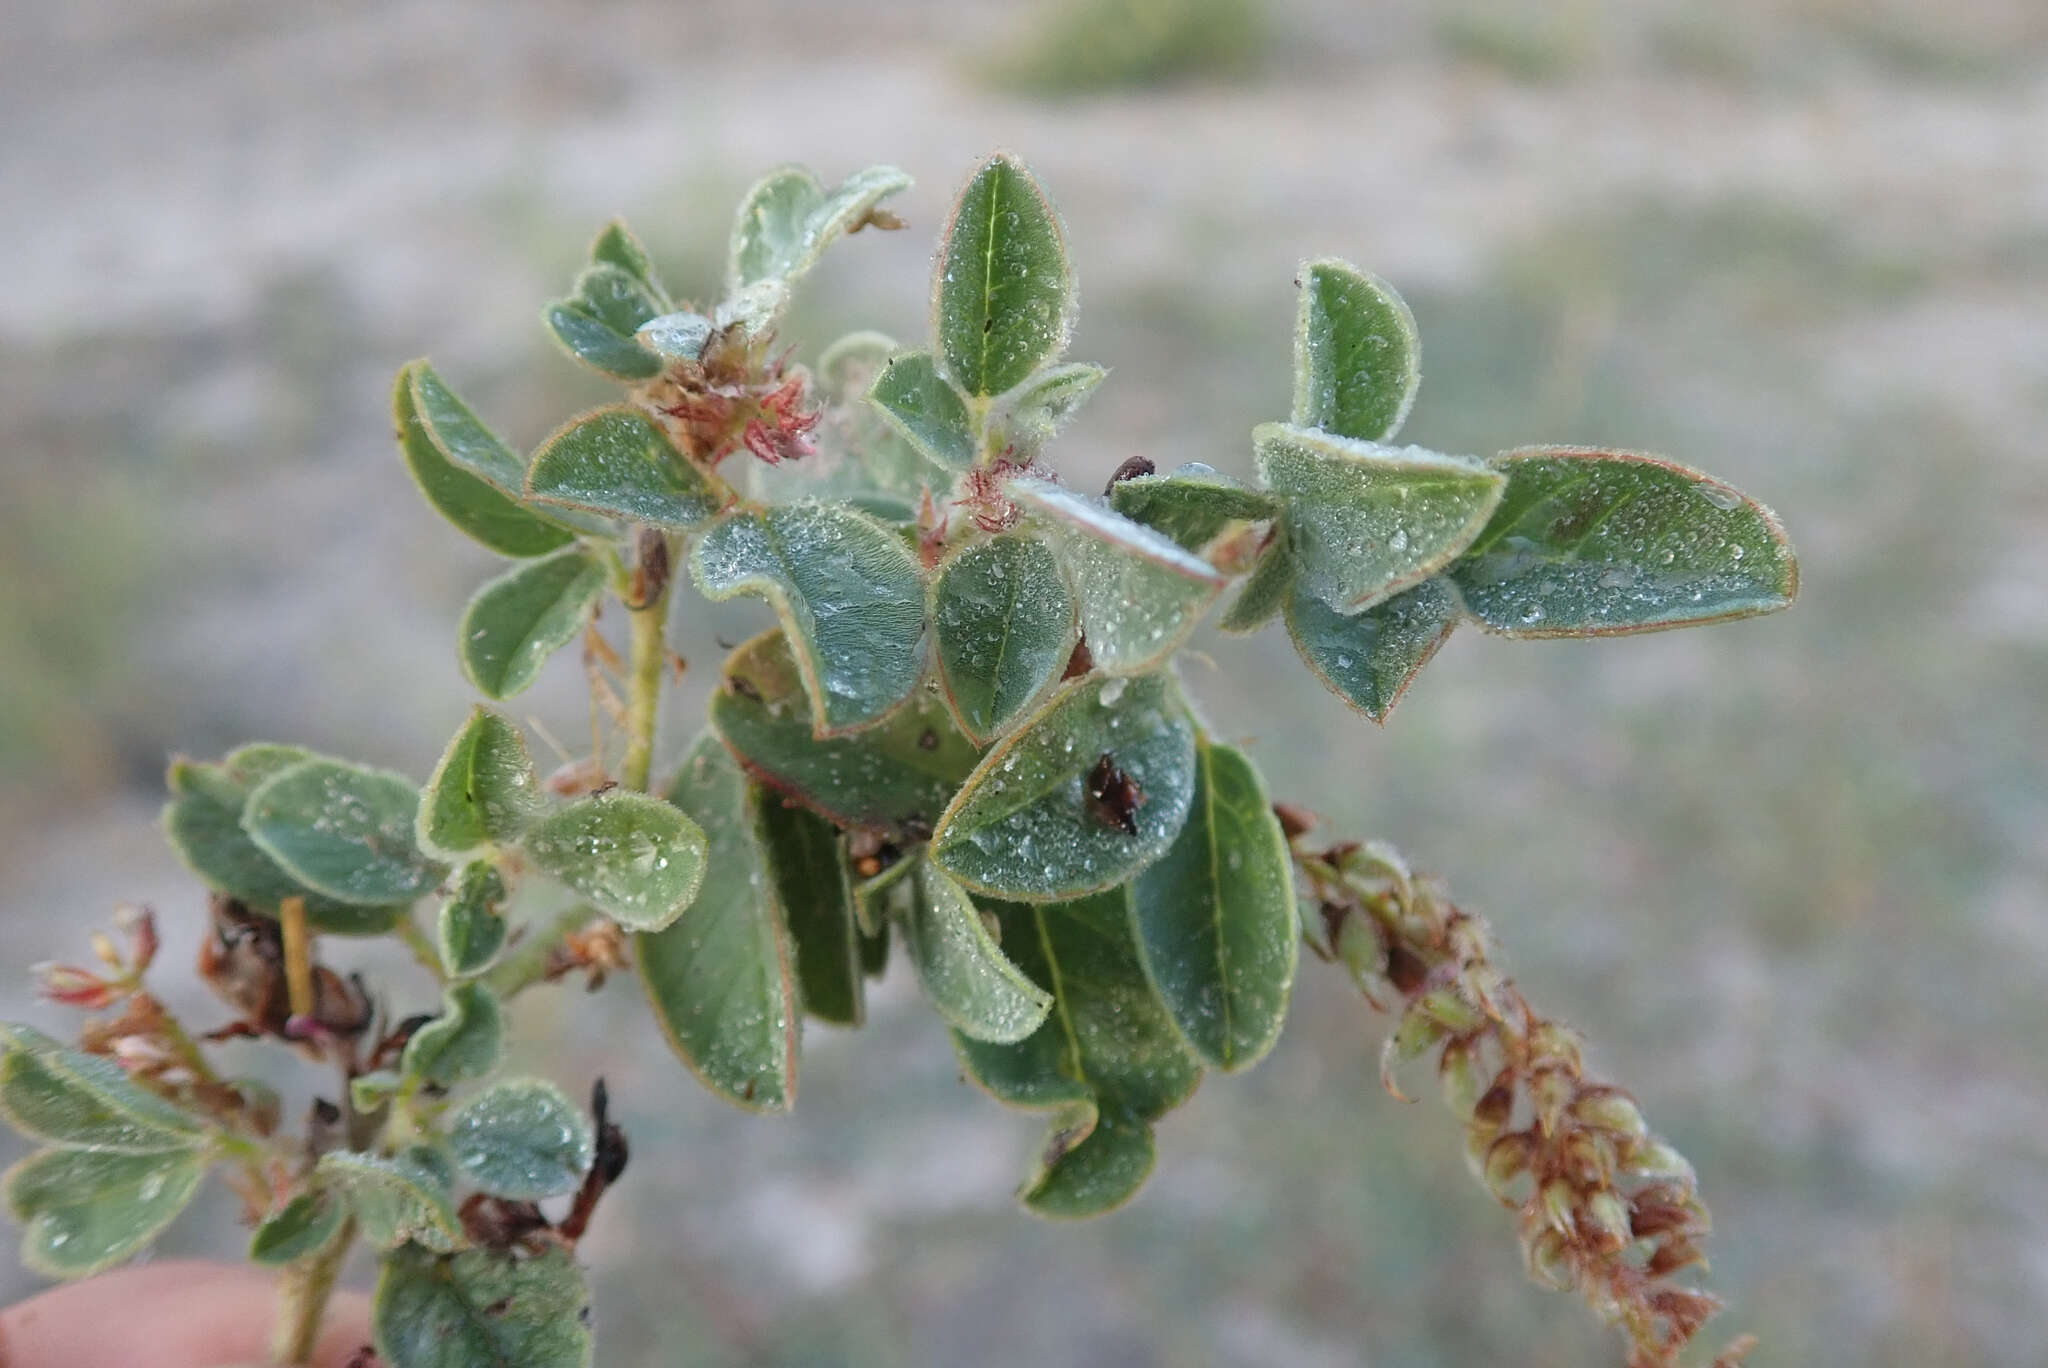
[437,862,509,978]
[930,673,1196,901]
[407,362,613,537]
[419,707,546,859]
[1257,421,1504,613]
[1286,576,1462,722]
[448,1079,595,1202]
[637,735,798,1113]
[867,350,977,468]
[542,298,663,380]
[243,758,445,906]
[5,1147,204,1278]
[987,361,1105,453]
[320,1149,462,1253]
[728,163,912,293]
[374,1244,593,1368]
[1007,477,1226,675]
[756,796,863,1027]
[1449,446,1799,636]
[691,501,926,735]
[525,406,719,530]
[903,863,1053,1043]
[573,263,663,339]
[0,1025,203,1152]
[1292,258,1421,442]
[163,755,405,934]
[457,546,607,700]
[935,154,1074,397]
[590,219,666,300]
[635,310,714,362]
[710,631,978,840]
[931,533,1076,743]
[402,981,503,1088]
[1109,462,1279,554]
[521,793,707,933]
[249,1188,346,1266]
[1130,737,1297,1070]
[954,890,1203,1217]
[1216,530,1295,635]
[395,364,575,557]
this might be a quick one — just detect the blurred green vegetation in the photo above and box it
[985,0,1270,93]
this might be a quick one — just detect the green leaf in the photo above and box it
[374,1244,592,1368]
[320,1148,462,1253]
[866,350,976,468]
[635,310,714,362]
[543,299,662,380]
[249,1188,345,1266]
[395,364,576,557]
[637,735,799,1113]
[935,154,1075,397]
[931,533,1077,744]
[4,1147,205,1278]
[419,708,546,860]
[243,759,445,906]
[987,361,1105,453]
[861,924,890,978]
[930,672,1197,901]
[1292,257,1421,443]
[163,755,406,934]
[521,793,707,933]
[755,797,863,1027]
[409,364,615,538]
[728,163,913,293]
[590,219,665,300]
[1256,421,1505,613]
[525,405,719,529]
[437,862,509,978]
[1109,462,1280,554]
[1006,477,1226,675]
[691,501,926,735]
[903,863,1053,1043]
[573,263,664,338]
[447,1079,595,1201]
[1130,737,1297,1071]
[1285,576,1462,722]
[402,981,503,1088]
[0,1024,202,1152]
[458,545,607,701]
[542,274,663,381]
[710,631,979,840]
[1216,531,1295,635]
[1448,446,1800,636]
[954,889,1203,1218]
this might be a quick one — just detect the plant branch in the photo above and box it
[485,906,596,1001]
[269,1215,356,1366]
[1286,816,1754,1368]
[619,533,676,796]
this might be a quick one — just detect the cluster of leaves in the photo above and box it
[0,153,1796,1368]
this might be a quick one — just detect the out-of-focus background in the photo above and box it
[4,0,2045,1363]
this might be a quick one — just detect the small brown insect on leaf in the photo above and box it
[1086,753,1144,836]
[1103,455,1155,495]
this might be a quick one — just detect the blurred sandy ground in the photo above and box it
[3,0,2046,1362]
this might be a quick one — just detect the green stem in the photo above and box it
[619,545,674,796]
[484,906,592,1001]
[269,1216,356,1365]
[396,914,445,983]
